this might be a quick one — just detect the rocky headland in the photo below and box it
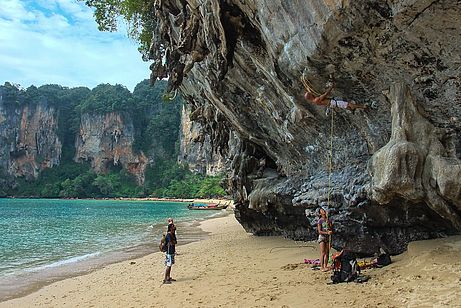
[148,0,461,254]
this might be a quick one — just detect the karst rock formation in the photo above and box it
[0,95,148,187]
[75,112,147,185]
[0,100,61,180]
[150,0,460,254]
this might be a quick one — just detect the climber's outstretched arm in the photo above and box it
[317,84,333,102]
[312,84,334,105]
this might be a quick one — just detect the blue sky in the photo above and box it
[0,0,150,91]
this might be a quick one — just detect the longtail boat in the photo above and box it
[187,203,228,210]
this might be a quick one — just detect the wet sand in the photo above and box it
[1,214,460,307]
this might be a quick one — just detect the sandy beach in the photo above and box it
[1,214,460,308]
[117,198,234,207]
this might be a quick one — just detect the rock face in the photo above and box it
[0,83,166,189]
[74,113,147,184]
[178,104,227,175]
[370,83,461,230]
[0,96,61,181]
[149,0,461,254]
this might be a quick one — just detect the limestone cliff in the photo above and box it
[0,82,174,191]
[74,113,147,184]
[0,89,61,181]
[178,104,227,175]
[148,0,461,254]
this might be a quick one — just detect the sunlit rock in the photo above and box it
[75,113,147,185]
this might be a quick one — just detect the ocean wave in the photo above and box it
[23,252,102,273]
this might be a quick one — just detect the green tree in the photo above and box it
[40,183,61,198]
[81,0,156,58]
[133,79,166,106]
[93,175,114,196]
[197,176,226,198]
[131,80,182,156]
[77,83,133,114]
[59,178,77,198]
[0,82,25,107]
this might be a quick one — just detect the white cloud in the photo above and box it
[0,0,35,21]
[35,12,71,32]
[0,0,150,91]
[55,0,93,20]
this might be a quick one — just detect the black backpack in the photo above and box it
[331,250,360,283]
[376,253,391,266]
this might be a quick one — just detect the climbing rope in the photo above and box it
[300,74,322,97]
[327,105,334,257]
[300,73,336,262]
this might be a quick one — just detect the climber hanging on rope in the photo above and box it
[301,77,370,112]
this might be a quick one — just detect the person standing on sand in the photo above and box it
[167,217,174,230]
[167,217,177,253]
[163,222,177,284]
[317,207,333,271]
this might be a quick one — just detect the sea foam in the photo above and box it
[24,252,102,273]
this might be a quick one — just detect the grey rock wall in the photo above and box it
[149,0,461,254]
[0,95,61,181]
[178,104,227,175]
[370,83,461,230]
[74,113,147,184]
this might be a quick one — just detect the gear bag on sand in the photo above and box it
[331,250,360,283]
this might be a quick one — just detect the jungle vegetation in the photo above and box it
[0,81,225,199]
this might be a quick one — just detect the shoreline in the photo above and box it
[1,196,234,206]
[1,214,460,307]
[118,197,235,207]
[0,209,230,303]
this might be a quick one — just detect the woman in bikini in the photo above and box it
[317,207,333,271]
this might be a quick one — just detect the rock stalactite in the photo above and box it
[370,83,461,230]
[149,0,461,254]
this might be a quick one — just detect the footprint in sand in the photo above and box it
[281,263,302,270]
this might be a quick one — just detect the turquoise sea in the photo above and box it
[0,198,222,300]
